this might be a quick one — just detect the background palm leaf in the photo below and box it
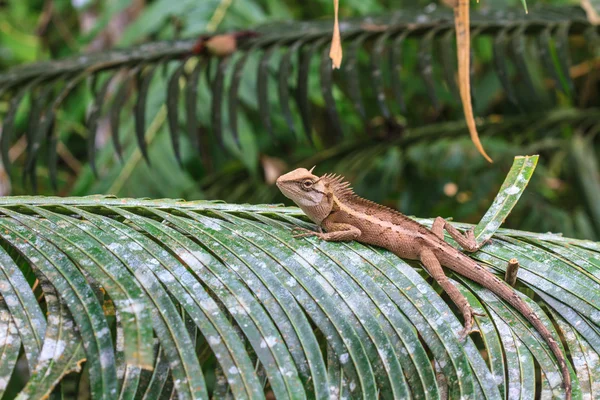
[0,5,598,190]
[0,195,597,398]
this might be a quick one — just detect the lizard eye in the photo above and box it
[302,179,313,188]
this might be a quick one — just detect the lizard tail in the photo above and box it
[450,260,572,400]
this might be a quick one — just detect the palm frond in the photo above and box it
[0,6,598,188]
[0,195,597,398]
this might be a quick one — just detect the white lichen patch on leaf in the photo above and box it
[127,242,142,251]
[101,347,115,367]
[228,303,248,316]
[116,323,125,352]
[344,250,364,265]
[199,298,219,313]
[208,336,221,345]
[0,324,14,346]
[38,339,66,363]
[200,219,223,231]
[4,295,18,308]
[339,353,349,364]
[480,322,494,334]
[378,302,395,316]
[260,336,278,348]
[329,385,340,399]
[107,242,123,252]
[157,270,175,283]
[544,371,562,390]
[178,251,202,269]
[295,247,319,265]
[504,185,521,195]
[114,299,147,315]
[508,381,522,400]
[285,277,298,287]
[192,250,214,265]
[486,220,501,232]
[416,283,430,294]
[315,275,335,296]
[96,327,110,338]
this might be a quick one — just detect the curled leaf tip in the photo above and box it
[470,127,493,163]
[466,114,493,162]
[455,0,493,163]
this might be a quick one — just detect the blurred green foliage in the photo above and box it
[1,0,599,242]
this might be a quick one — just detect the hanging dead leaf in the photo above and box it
[329,0,343,69]
[261,155,288,185]
[454,0,493,162]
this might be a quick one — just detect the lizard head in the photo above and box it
[276,167,333,224]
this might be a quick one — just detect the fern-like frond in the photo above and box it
[0,6,598,188]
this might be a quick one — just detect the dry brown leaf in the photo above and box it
[454,0,493,163]
[581,0,600,25]
[329,0,343,69]
[261,155,288,185]
[204,34,238,57]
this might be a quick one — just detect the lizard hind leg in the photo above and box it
[419,248,479,340]
[432,217,481,252]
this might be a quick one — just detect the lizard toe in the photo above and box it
[291,227,314,235]
[458,326,471,341]
[458,306,484,340]
[292,232,318,239]
[466,229,475,240]
[291,227,320,239]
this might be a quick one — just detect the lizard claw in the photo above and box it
[291,227,319,239]
[458,306,485,340]
[458,326,471,341]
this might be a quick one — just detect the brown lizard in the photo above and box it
[276,167,571,399]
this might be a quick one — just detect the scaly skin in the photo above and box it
[277,167,572,400]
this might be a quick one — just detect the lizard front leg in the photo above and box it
[293,217,361,242]
[419,248,481,339]
[432,217,481,252]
